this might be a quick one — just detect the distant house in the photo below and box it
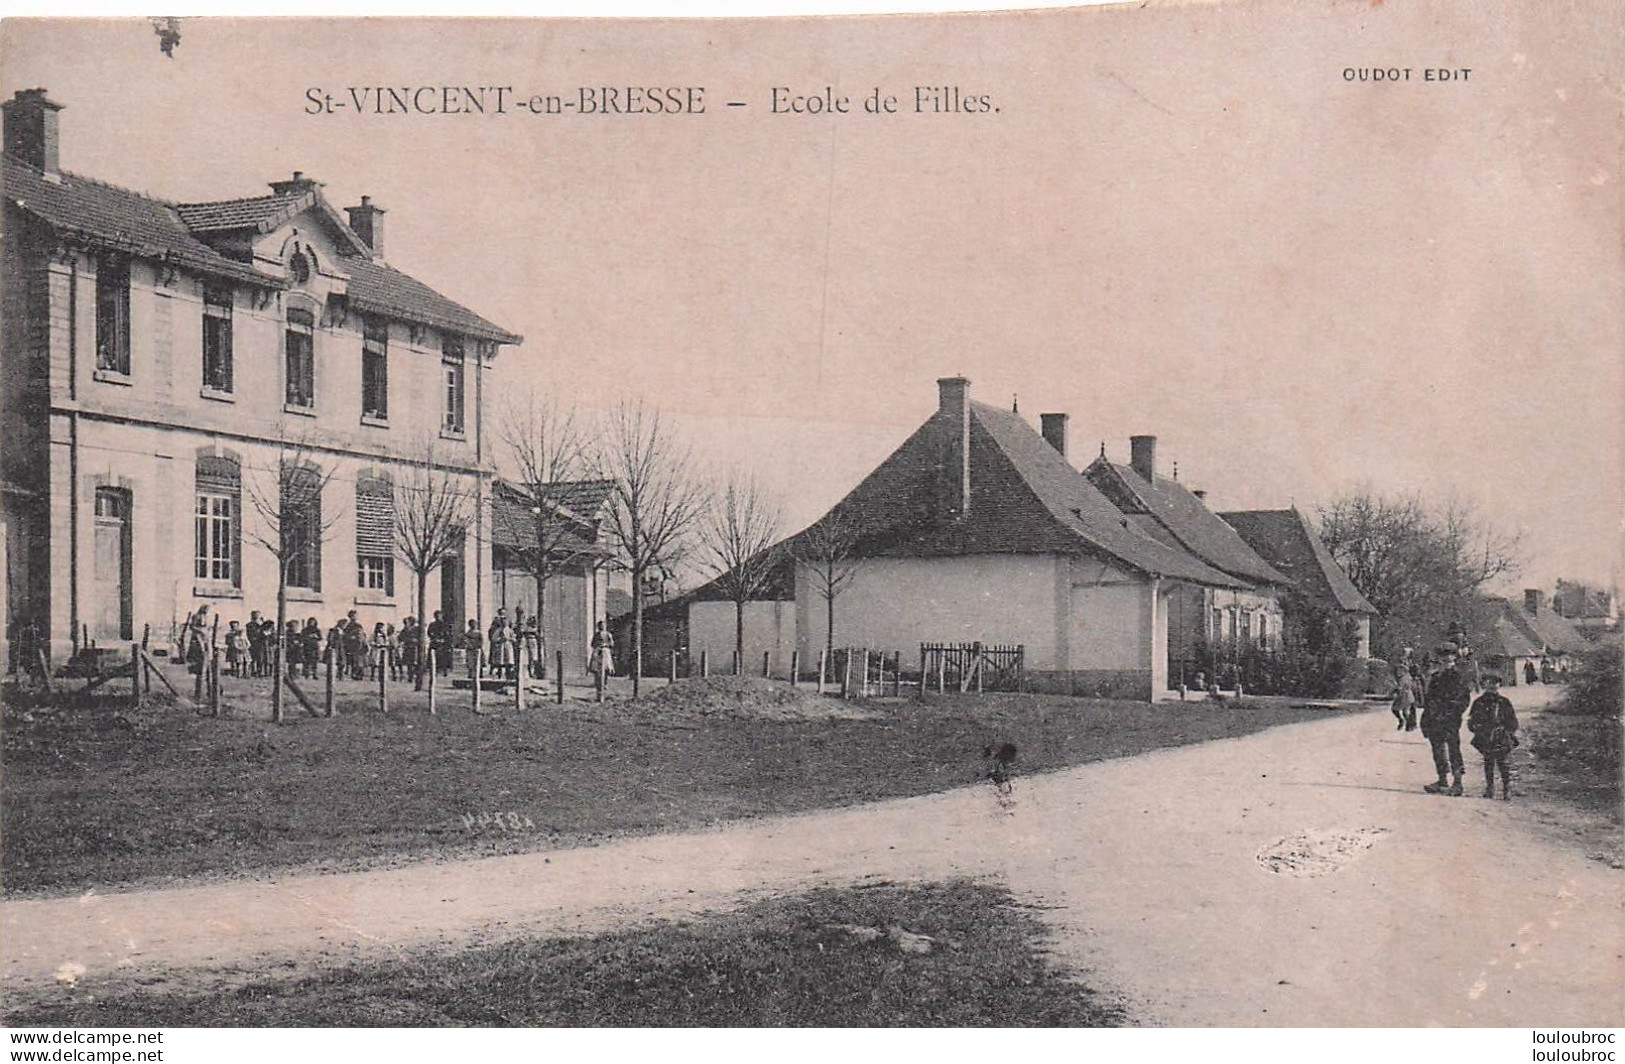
[1552,579,1619,639]
[1462,590,1590,686]
[488,479,615,675]
[1220,508,1377,659]
[770,377,1245,700]
[1082,440,1290,683]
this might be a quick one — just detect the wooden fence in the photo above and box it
[918,642,1025,694]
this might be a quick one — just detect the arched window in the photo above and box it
[195,453,241,586]
[355,472,395,596]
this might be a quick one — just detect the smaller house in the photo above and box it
[488,479,616,675]
[1461,590,1590,686]
[1084,440,1291,684]
[1220,508,1377,659]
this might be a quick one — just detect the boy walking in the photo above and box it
[1421,642,1472,796]
[1467,674,1519,800]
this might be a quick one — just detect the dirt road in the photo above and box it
[5,692,1619,1026]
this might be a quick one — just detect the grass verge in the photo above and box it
[2,879,1124,1027]
[3,675,1357,895]
[1516,702,1623,867]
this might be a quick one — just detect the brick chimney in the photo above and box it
[937,376,971,520]
[3,88,64,175]
[1524,589,1543,614]
[1040,413,1068,458]
[1130,435,1158,482]
[345,195,385,257]
[269,171,322,196]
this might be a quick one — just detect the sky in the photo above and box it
[3,2,1619,594]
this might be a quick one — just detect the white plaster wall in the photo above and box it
[689,599,796,676]
[794,554,1065,668]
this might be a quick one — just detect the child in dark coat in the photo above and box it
[1467,674,1519,800]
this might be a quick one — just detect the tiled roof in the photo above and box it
[1087,460,1289,586]
[489,479,612,556]
[345,256,522,345]
[1220,508,1377,614]
[4,156,521,345]
[1462,596,1589,662]
[174,191,313,233]
[780,398,1243,586]
[3,157,283,287]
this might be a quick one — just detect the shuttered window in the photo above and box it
[356,474,395,595]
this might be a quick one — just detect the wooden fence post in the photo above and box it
[325,650,336,717]
[732,650,741,677]
[892,650,902,697]
[762,650,771,678]
[141,623,151,652]
[472,648,483,715]
[859,649,869,698]
[427,649,438,715]
[130,644,141,708]
[700,650,709,678]
[514,645,525,712]
[937,650,946,695]
[555,650,565,704]
[817,649,827,695]
[918,646,927,700]
[790,650,800,689]
[669,650,678,684]
[379,648,389,715]
[209,647,222,717]
[840,650,851,699]
[595,652,605,703]
[974,641,984,695]
[271,643,283,724]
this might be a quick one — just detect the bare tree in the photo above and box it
[793,503,867,659]
[497,396,590,662]
[393,437,475,690]
[595,400,706,696]
[245,438,342,723]
[1318,489,1523,658]
[699,472,784,665]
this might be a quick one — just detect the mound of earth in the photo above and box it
[629,675,883,723]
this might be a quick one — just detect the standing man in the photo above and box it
[246,610,267,678]
[1421,642,1472,796]
[427,610,454,677]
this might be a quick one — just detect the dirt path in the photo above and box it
[5,693,1619,1026]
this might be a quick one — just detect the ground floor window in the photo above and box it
[195,493,234,582]
[358,555,394,594]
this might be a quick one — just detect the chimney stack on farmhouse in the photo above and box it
[346,196,386,257]
[1040,413,1069,458]
[1524,589,1544,614]
[1130,435,1158,481]
[937,376,972,520]
[3,88,63,175]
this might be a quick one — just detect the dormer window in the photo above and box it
[289,248,312,285]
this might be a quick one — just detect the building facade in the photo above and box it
[1,88,522,663]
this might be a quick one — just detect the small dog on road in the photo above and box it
[983,742,1017,795]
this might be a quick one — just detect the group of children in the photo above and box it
[1399,641,1520,800]
[189,603,606,685]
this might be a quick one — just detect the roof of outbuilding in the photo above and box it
[1086,461,1289,586]
[3,156,284,287]
[779,398,1245,587]
[489,479,614,556]
[1220,508,1378,614]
